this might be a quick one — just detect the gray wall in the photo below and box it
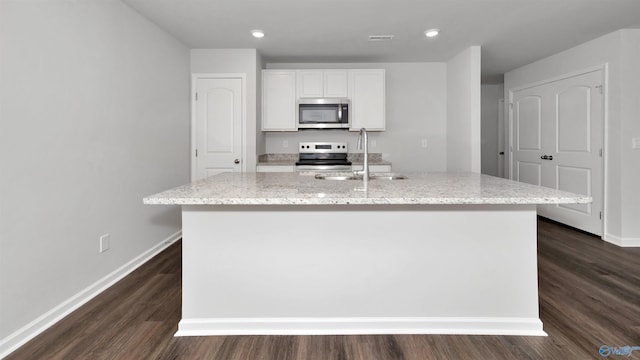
[505,29,640,245]
[190,49,261,171]
[0,0,190,352]
[265,62,448,173]
[446,46,482,173]
[481,84,503,176]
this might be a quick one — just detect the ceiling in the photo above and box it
[121,0,640,83]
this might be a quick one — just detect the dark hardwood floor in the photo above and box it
[7,218,640,359]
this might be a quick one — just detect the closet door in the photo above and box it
[194,76,244,180]
[511,70,604,235]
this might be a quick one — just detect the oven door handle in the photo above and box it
[296,165,352,171]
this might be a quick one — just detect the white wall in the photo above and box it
[504,29,640,245]
[481,84,503,176]
[190,49,260,170]
[265,63,448,173]
[446,46,482,172]
[256,52,266,154]
[619,30,640,244]
[0,0,190,355]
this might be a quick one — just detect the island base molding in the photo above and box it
[176,317,546,336]
[181,204,544,337]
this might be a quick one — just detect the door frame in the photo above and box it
[191,73,247,181]
[498,98,505,178]
[507,64,608,238]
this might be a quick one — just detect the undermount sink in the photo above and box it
[370,174,408,180]
[314,173,408,181]
[315,174,361,180]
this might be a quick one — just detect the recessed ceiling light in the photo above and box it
[424,29,440,38]
[251,29,265,38]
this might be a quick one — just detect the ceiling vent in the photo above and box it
[368,35,394,41]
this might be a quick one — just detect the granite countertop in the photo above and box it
[143,172,592,206]
[256,153,296,166]
[257,153,392,166]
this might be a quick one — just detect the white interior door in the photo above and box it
[511,70,603,235]
[194,77,244,180]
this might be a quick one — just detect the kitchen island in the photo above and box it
[144,172,590,337]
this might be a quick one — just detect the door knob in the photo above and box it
[234,159,240,164]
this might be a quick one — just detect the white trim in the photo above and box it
[508,90,513,179]
[0,231,182,359]
[601,63,610,242]
[175,317,547,337]
[191,73,248,181]
[508,64,608,93]
[603,233,640,247]
[498,98,505,178]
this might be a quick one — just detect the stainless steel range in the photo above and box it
[295,142,352,171]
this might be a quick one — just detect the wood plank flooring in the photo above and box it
[7,218,640,359]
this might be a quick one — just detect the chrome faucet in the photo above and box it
[354,128,369,182]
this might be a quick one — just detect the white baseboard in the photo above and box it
[175,317,547,337]
[604,233,640,247]
[0,230,182,359]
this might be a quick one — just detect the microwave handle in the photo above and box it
[338,104,342,121]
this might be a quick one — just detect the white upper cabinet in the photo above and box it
[348,69,386,131]
[262,70,297,131]
[297,70,348,98]
[323,71,349,98]
[262,68,385,132]
[297,71,323,98]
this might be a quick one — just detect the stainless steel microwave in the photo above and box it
[297,98,350,129]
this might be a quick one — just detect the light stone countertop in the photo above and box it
[143,172,592,206]
[256,153,391,166]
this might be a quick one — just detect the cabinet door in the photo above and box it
[323,70,348,98]
[297,71,323,98]
[298,70,348,98]
[349,70,385,131]
[262,70,297,131]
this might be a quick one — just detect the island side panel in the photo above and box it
[178,204,544,336]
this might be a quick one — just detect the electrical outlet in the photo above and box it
[632,137,640,149]
[421,139,428,148]
[283,140,288,148]
[371,140,377,148]
[100,234,110,253]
